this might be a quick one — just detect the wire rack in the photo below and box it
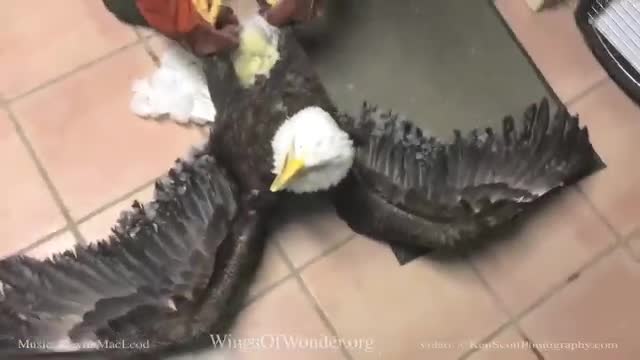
[588,0,640,84]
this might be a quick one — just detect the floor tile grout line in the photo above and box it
[239,233,356,316]
[139,32,161,66]
[242,272,297,309]
[10,226,70,258]
[134,26,157,40]
[526,240,619,308]
[515,328,546,360]
[274,240,355,360]
[6,170,205,258]
[10,145,244,254]
[458,259,515,360]
[6,176,158,256]
[468,259,514,318]
[7,38,142,104]
[457,319,514,360]
[133,27,146,42]
[3,106,86,246]
[295,233,357,273]
[73,135,212,233]
[574,185,625,241]
[73,133,218,233]
[618,227,640,262]
[464,319,549,360]
[569,185,626,258]
[620,240,640,263]
[459,239,621,360]
[74,177,159,227]
[565,75,609,106]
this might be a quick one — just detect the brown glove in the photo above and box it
[258,0,325,27]
[184,6,241,56]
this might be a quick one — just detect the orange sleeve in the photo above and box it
[135,0,205,38]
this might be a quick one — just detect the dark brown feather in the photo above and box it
[333,99,603,253]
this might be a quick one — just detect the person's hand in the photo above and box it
[185,6,241,57]
[186,24,240,56]
[259,0,325,27]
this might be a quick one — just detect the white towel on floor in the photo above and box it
[130,42,216,125]
[129,15,280,126]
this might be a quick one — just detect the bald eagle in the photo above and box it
[0,29,601,358]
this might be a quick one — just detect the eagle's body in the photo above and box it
[205,26,335,192]
[0,26,602,360]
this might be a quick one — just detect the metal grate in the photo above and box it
[589,0,640,81]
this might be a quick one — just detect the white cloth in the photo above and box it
[129,15,280,125]
[130,42,216,125]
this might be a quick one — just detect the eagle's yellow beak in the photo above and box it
[270,156,305,192]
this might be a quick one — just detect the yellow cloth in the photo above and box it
[193,0,221,24]
[233,18,280,87]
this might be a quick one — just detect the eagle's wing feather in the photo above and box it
[333,98,602,253]
[0,148,266,357]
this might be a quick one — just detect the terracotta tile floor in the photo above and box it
[1,0,639,359]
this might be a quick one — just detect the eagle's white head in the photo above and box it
[271,107,355,193]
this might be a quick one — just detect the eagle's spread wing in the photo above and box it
[0,147,266,357]
[333,98,602,256]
